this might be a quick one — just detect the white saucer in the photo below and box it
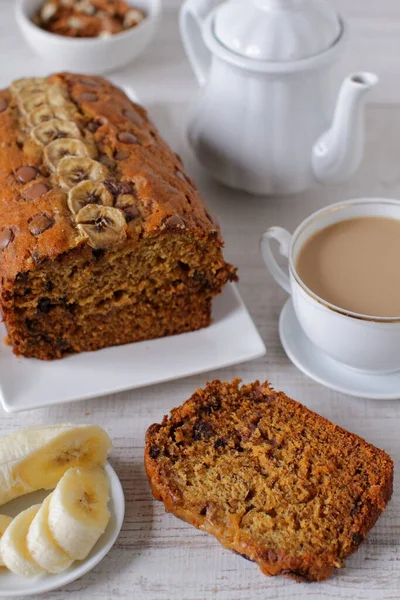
[279,299,400,400]
[0,462,125,597]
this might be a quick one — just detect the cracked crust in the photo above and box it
[145,379,393,582]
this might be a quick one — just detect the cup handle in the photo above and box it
[260,227,292,295]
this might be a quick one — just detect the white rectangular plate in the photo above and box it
[0,284,266,413]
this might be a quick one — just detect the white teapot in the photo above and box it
[180,0,378,195]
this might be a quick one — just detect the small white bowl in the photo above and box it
[15,0,161,74]
[0,462,125,597]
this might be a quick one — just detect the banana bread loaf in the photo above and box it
[0,74,236,359]
[145,379,393,582]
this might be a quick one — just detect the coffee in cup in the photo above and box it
[295,216,400,318]
[261,198,400,373]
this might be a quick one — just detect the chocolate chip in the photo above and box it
[249,386,276,403]
[0,98,8,113]
[123,205,141,222]
[193,420,214,441]
[149,446,160,459]
[78,92,98,102]
[25,318,35,331]
[114,149,130,160]
[235,442,245,453]
[122,108,143,126]
[28,213,54,235]
[22,182,49,201]
[38,297,53,313]
[87,119,104,133]
[352,533,364,546]
[104,179,120,198]
[45,280,54,292]
[15,166,38,184]
[0,227,14,251]
[16,272,28,284]
[119,181,135,195]
[92,248,106,260]
[117,131,139,144]
[214,438,226,450]
[164,215,186,229]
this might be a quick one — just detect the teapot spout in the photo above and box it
[312,72,378,184]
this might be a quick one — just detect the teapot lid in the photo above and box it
[214,0,342,62]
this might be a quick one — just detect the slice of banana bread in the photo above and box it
[145,379,393,582]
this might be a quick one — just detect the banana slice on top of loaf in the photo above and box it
[145,379,393,582]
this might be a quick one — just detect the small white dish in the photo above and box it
[15,0,161,74]
[279,299,400,400]
[0,284,266,413]
[0,462,125,597]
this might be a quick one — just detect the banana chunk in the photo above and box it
[32,119,81,146]
[0,425,111,506]
[10,78,47,94]
[29,104,78,126]
[76,205,127,249]
[48,467,111,561]
[20,92,48,114]
[27,494,73,574]
[68,181,113,215]
[0,515,12,567]
[57,157,108,190]
[0,505,44,577]
[44,138,90,170]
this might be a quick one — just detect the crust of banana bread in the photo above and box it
[0,74,236,359]
[145,379,393,582]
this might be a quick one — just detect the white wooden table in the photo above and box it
[1,1,400,599]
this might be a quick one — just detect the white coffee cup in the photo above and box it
[261,198,400,374]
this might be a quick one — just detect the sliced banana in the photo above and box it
[57,157,108,190]
[48,467,110,561]
[0,515,12,567]
[76,205,127,249]
[47,84,68,107]
[29,103,78,126]
[19,92,48,114]
[10,78,47,94]
[44,138,90,170]
[0,505,44,578]
[27,494,73,574]
[32,119,81,146]
[68,181,113,215]
[0,425,111,506]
